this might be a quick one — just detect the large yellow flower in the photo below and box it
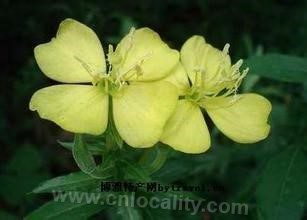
[162,36,272,153]
[30,18,179,148]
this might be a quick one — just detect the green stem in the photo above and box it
[106,96,123,151]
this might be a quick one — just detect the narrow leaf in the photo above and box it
[32,172,99,193]
[243,53,307,83]
[72,134,115,179]
[121,160,151,182]
[25,201,104,220]
[58,140,106,155]
[117,205,143,220]
[138,144,169,174]
[256,145,307,220]
[72,134,96,175]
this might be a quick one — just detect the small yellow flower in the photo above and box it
[30,18,179,148]
[162,36,272,153]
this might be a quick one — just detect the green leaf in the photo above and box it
[95,152,117,178]
[32,172,100,193]
[72,134,115,179]
[58,140,106,155]
[256,145,307,220]
[242,74,260,92]
[138,144,169,174]
[303,82,307,102]
[120,160,151,182]
[0,145,50,206]
[117,205,143,220]
[152,162,189,182]
[25,201,104,220]
[142,207,173,220]
[73,134,97,175]
[243,53,307,83]
[149,189,202,201]
[5,145,44,174]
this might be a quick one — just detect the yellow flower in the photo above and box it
[162,36,272,154]
[30,18,179,148]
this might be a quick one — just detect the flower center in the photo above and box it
[102,28,152,95]
[185,44,248,105]
[76,27,152,96]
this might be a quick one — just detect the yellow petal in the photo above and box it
[112,81,178,148]
[203,93,271,143]
[161,100,210,154]
[34,18,106,83]
[180,36,231,90]
[163,62,190,96]
[114,28,179,81]
[30,85,108,135]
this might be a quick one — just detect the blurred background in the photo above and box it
[1,0,306,219]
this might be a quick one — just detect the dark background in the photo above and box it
[0,0,306,219]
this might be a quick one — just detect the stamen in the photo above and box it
[222,43,230,55]
[117,27,136,64]
[201,59,247,100]
[126,27,136,51]
[74,56,104,85]
[231,59,243,76]
[115,51,153,82]
[108,44,114,54]
[107,44,115,73]
[189,43,249,108]
[203,43,232,90]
